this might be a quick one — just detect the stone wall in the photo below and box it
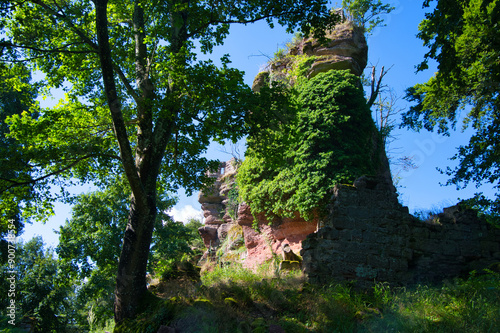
[199,164,499,285]
[301,176,500,286]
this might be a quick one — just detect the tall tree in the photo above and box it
[402,0,500,215]
[0,0,337,323]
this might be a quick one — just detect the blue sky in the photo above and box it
[20,0,496,247]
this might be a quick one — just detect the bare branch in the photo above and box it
[367,65,393,107]
[0,41,95,55]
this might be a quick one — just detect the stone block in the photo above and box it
[346,251,368,264]
[350,229,363,242]
[367,254,390,269]
[333,217,353,230]
[362,230,378,244]
[279,260,301,271]
[389,258,408,272]
[355,264,378,279]
[338,229,351,240]
[374,234,392,244]
[460,243,481,258]
[319,227,340,240]
[441,240,459,256]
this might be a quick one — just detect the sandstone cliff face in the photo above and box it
[293,22,368,78]
[236,202,317,270]
[198,159,317,269]
[252,22,367,92]
[198,159,240,252]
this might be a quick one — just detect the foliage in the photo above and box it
[0,63,38,253]
[341,0,395,34]
[56,179,131,329]
[184,217,205,250]
[56,178,200,329]
[226,181,240,221]
[0,237,75,332]
[403,0,500,216]
[238,70,377,220]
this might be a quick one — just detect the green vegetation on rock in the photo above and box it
[238,70,378,220]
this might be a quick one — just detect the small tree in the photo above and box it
[0,237,74,331]
[342,0,395,34]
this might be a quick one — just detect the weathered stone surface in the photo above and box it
[251,71,270,93]
[301,176,500,287]
[297,22,367,77]
[198,161,319,269]
[198,225,219,249]
[252,22,367,93]
[279,260,301,271]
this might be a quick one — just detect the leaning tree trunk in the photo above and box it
[114,193,157,323]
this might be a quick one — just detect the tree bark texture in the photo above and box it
[114,193,157,323]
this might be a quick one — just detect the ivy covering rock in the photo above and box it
[238,68,379,220]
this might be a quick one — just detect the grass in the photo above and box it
[88,264,500,333]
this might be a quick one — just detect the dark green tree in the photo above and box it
[402,0,500,216]
[0,64,38,255]
[0,0,337,322]
[0,237,75,332]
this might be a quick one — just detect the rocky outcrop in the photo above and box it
[293,22,368,77]
[252,21,367,92]
[236,203,317,270]
[198,159,244,261]
[198,160,318,269]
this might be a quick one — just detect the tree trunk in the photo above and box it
[114,192,157,323]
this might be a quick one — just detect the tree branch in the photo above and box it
[0,154,95,193]
[367,65,392,108]
[0,41,95,55]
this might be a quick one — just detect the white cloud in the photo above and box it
[167,205,203,223]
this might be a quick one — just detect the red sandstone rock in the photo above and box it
[236,205,318,269]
